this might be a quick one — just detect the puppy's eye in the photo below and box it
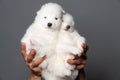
[44,17,47,19]
[62,20,64,22]
[55,17,58,20]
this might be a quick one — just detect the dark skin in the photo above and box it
[21,43,88,80]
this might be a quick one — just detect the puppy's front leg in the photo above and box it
[58,44,82,55]
[72,31,86,53]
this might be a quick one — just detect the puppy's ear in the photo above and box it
[61,10,66,19]
[36,10,41,15]
[62,10,66,14]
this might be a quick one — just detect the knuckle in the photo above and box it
[32,62,36,66]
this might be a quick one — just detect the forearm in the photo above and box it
[28,72,41,80]
[76,69,86,80]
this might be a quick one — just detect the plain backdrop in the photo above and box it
[0,0,120,80]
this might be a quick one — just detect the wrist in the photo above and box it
[28,72,41,80]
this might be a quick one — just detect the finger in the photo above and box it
[84,45,89,53]
[21,42,27,58]
[76,64,85,70]
[84,46,89,54]
[82,43,89,53]
[32,55,46,67]
[81,54,87,60]
[82,60,87,65]
[32,67,42,74]
[27,49,36,63]
[82,43,87,49]
[67,59,82,65]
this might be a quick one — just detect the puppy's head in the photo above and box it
[61,13,75,32]
[35,3,65,31]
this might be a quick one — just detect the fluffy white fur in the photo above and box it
[48,13,86,80]
[21,3,64,80]
[21,2,86,80]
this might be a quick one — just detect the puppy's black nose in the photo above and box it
[66,25,70,30]
[47,23,52,27]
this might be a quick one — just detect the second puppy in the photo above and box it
[48,13,86,80]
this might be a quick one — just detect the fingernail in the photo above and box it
[67,59,71,64]
[82,43,86,48]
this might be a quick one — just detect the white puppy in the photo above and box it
[21,3,64,80]
[48,13,86,80]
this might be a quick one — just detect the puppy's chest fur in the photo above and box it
[58,31,76,46]
[31,28,58,46]
[34,32,57,49]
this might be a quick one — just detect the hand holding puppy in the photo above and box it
[21,43,46,76]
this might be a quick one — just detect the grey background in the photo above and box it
[0,0,120,80]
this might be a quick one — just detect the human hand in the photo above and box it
[21,43,46,76]
[67,43,88,70]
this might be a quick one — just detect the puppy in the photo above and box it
[48,13,86,80]
[21,2,64,80]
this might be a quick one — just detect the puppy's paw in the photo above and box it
[66,65,75,70]
[71,47,82,55]
[64,69,72,77]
